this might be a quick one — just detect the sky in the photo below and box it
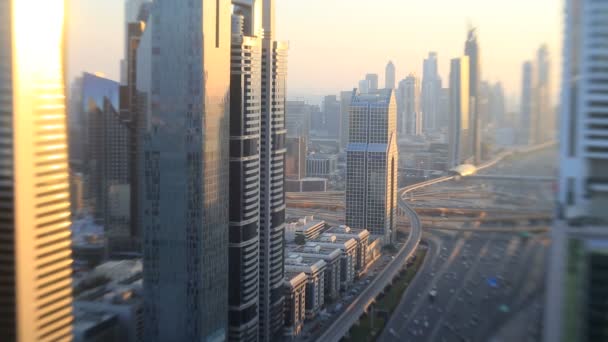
[67,0,562,108]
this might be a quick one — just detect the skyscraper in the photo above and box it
[536,45,553,142]
[422,52,443,132]
[545,1,608,341]
[365,73,379,92]
[401,74,422,136]
[228,5,262,340]
[520,61,536,145]
[464,27,481,164]
[340,90,353,151]
[490,82,506,127]
[448,57,471,168]
[385,61,396,90]
[257,1,288,339]
[80,73,131,244]
[140,1,231,341]
[1,0,75,340]
[323,95,341,139]
[346,89,399,244]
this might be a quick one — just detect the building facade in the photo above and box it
[340,90,353,151]
[0,0,75,340]
[346,90,399,243]
[545,1,608,341]
[400,75,422,136]
[448,57,471,168]
[464,28,481,165]
[140,1,231,341]
[422,52,443,132]
[228,6,263,340]
[385,61,396,90]
[520,61,536,145]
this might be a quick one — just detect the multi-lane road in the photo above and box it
[379,148,555,342]
[317,194,424,342]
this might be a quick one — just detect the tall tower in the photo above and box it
[401,74,422,136]
[258,0,288,340]
[140,1,231,341]
[544,1,608,341]
[228,3,262,340]
[464,27,481,164]
[536,45,553,142]
[0,0,75,341]
[385,61,396,90]
[448,57,471,168]
[346,89,399,244]
[520,61,536,145]
[422,52,443,132]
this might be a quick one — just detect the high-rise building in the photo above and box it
[286,136,307,180]
[346,90,399,244]
[545,1,608,341]
[400,74,422,136]
[490,82,507,127]
[228,6,263,340]
[520,61,536,145]
[0,0,75,340]
[448,57,471,168]
[536,45,553,142]
[422,52,443,132]
[323,95,341,139]
[464,27,481,164]
[228,2,289,339]
[257,1,288,340]
[358,79,370,94]
[385,61,396,90]
[286,100,311,138]
[140,1,231,341]
[438,87,450,133]
[80,73,131,244]
[365,74,379,92]
[340,90,353,151]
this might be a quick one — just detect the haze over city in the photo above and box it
[67,0,561,105]
[4,0,606,341]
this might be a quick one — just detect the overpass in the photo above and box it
[466,174,556,182]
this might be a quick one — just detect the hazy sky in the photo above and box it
[68,0,562,107]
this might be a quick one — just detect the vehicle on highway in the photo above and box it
[428,289,437,302]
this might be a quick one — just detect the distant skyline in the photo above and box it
[67,0,561,107]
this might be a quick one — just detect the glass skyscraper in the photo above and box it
[140,1,231,341]
[0,0,75,340]
[346,89,399,244]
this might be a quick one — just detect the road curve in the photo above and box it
[317,177,454,342]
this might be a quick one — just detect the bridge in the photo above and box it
[466,174,557,182]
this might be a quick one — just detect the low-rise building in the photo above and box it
[287,243,342,302]
[286,177,328,192]
[312,234,357,290]
[73,260,144,342]
[285,216,326,242]
[285,254,326,319]
[306,154,338,177]
[283,271,307,340]
[71,216,108,271]
[325,225,370,276]
[73,306,120,342]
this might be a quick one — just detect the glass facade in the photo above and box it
[346,90,399,243]
[141,1,230,341]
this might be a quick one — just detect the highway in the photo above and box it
[378,146,555,342]
[311,143,555,341]
[317,191,424,342]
